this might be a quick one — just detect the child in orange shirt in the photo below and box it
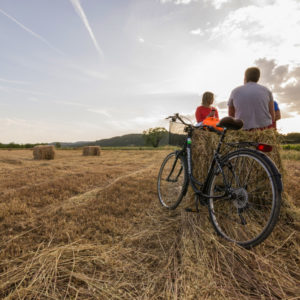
[195,91,219,123]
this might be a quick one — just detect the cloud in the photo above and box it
[190,28,204,36]
[0,7,64,55]
[204,0,231,9]
[53,100,89,108]
[0,77,29,85]
[216,101,228,109]
[69,0,104,58]
[86,108,111,118]
[160,0,231,8]
[0,85,48,96]
[255,58,300,115]
[207,0,300,58]
[160,0,195,4]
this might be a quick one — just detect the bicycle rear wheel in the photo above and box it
[207,149,281,248]
[157,152,188,209]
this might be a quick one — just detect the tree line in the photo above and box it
[0,142,48,149]
[1,131,300,149]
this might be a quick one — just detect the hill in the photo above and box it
[56,133,171,148]
[52,134,145,148]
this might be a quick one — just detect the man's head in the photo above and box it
[244,67,260,83]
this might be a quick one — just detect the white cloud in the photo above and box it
[0,85,47,96]
[161,0,231,8]
[69,0,104,58]
[190,28,204,36]
[160,0,196,5]
[208,0,300,63]
[86,108,111,118]
[206,0,231,9]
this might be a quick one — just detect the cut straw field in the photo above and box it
[0,149,299,299]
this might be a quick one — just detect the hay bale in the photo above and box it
[82,146,101,156]
[33,145,55,160]
[191,128,283,184]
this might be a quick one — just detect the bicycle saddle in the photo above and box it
[217,117,243,130]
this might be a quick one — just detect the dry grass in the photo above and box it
[0,149,299,299]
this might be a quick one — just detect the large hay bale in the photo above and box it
[33,145,55,160]
[82,146,101,156]
[191,128,283,184]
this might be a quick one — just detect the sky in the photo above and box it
[0,0,300,143]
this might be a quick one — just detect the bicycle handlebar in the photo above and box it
[166,113,223,135]
[166,113,193,127]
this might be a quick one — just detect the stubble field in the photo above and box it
[0,149,299,299]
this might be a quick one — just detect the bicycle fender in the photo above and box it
[253,150,283,193]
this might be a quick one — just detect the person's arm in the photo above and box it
[208,107,217,117]
[275,109,281,121]
[268,100,275,122]
[228,105,235,117]
[228,92,235,117]
[215,108,219,119]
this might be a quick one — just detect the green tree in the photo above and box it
[55,142,62,149]
[143,127,168,147]
[284,132,300,144]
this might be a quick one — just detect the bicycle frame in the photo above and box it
[177,126,232,201]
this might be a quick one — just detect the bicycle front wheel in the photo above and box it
[157,152,188,209]
[207,149,281,248]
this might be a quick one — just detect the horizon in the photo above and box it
[1,0,300,144]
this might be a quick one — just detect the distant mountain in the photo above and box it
[95,134,146,147]
[53,133,147,148]
[52,132,184,148]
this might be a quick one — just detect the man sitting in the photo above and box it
[227,67,275,130]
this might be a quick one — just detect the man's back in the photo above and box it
[228,82,273,130]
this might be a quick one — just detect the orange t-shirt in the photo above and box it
[195,106,219,123]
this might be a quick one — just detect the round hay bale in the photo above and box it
[33,145,55,160]
[82,146,101,156]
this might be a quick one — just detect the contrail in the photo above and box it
[0,8,64,56]
[69,0,104,58]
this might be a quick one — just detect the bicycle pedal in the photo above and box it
[184,207,199,213]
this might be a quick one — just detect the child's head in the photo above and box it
[202,91,214,107]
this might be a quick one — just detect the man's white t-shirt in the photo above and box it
[228,82,273,130]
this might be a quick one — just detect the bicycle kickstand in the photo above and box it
[184,194,200,213]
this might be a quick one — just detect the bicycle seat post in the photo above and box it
[215,128,227,154]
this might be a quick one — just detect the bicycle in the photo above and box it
[157,114,282,248]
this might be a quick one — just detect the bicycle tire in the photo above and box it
[157,152,188,209]
[206,148,281,248]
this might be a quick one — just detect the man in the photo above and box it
[228,67,275,130]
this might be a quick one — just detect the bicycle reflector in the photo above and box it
[257,143,272,152]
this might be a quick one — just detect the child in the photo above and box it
[195,91,219,123]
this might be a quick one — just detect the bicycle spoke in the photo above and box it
[158,152,187,209]
[242,158,255,188]
[208,149,280,247]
